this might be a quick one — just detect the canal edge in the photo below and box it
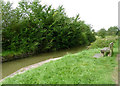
[0,56,63,82]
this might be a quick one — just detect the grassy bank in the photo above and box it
[2,50,33,62]
[1,41,118,84]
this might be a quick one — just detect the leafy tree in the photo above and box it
[107,26,118,36]
[97,28,106,38]
[92,29,97,35]
[2,0,96,56]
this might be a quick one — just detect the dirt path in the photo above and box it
[0,57,63,82]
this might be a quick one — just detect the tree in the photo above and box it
[92,29,97,35]
[97,28,106,38]
[107,26,118,36]
[2,0,96,54]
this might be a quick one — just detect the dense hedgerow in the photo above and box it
[2,1,96,55]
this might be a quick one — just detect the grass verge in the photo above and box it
[1,46,118,84]
[2,50,23,57]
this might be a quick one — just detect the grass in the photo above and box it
[2,50,23,57]
[1,36,118,84]
[1,45,118,84]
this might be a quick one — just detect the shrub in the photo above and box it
[89,36,118,49]
[2,1,96,56]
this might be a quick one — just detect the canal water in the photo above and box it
[2,46,86,79]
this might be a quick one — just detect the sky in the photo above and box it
[4,0,119,32]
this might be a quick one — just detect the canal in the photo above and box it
[2,46,86,78]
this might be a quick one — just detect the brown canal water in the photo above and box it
[2,46,86,79]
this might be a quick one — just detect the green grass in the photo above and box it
[1,46,118,84]
[2,50,23,57]
[90,36,118,49]
[1,37,118,84]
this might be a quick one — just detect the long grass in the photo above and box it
[1,42,118,84]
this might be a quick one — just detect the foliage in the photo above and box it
[89,36,118,49]
[96,26,118,37]
[97,28,106,38]
[2,1,96,56]
[92,29,97,35]
[1,47,118,84]
[2,50,22,57]
[107,26,118,36]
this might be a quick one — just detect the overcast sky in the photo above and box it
[4,0,119,32]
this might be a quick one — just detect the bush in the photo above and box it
[2,1,96,56]
[89,36,118,49]
[97,28,106,38]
